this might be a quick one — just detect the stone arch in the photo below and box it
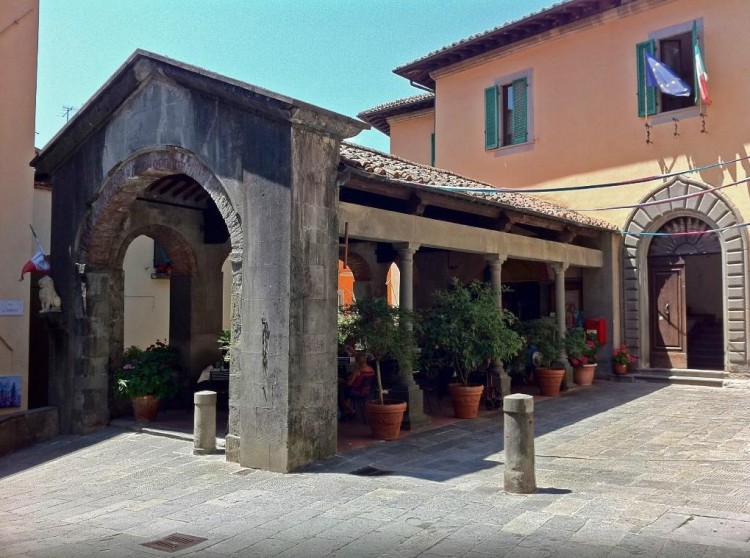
[114,224,199,277]
[622,177,748,370]
[79,146,243,266]
[70,146,245,436]
[342,252,372,282]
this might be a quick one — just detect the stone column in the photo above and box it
[486,254,511,398]
[503,394,536,494]
[392,242,430,430]
[552,262,575,388]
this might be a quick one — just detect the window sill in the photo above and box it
[649,105,702,126]
[489,140,535,157]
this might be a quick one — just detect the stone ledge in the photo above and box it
[0,406,59,457]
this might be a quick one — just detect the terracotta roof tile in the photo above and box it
[339,142,616,231]
[358,94,435,136]
[394,0,635,89]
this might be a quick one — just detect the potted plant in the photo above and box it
[114,340,180,422]
[564,326,599,386]
[217,329,231,368]
[613,344,637,375]
[423,279,523,418]
[338,298,415,440]
[525,317,565,396]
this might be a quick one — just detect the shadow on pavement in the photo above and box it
[303,381,666,482]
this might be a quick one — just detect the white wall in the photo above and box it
[123,236,170,348]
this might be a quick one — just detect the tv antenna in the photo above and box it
[60,105,77,121]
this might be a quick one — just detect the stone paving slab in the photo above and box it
[1,382,750,557]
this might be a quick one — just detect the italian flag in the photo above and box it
[694,23,711,105]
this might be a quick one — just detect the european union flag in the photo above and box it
[644,51,691,97]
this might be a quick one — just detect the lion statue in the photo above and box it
[38,276,62,313]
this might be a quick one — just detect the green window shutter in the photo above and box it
[430,132,435,166]
[511,77,528,144]
[484,85,499,149]
[636,40,657,117]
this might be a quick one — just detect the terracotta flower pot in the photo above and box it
[537,367,565,396]
[574,363,596,386]
[366,400,407,440]
[132,395,159,422]
[448,383,485,419]
[613,362,628,375]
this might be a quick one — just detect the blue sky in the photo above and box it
[37,0,553,152]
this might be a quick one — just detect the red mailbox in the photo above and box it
[585,318,607,345]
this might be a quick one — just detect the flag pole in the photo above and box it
[29,224,46,254]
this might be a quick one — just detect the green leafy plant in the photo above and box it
[613,344,638,366]
[564,326,599,367]
[217,329,231,362]
[338,298,417,405]
[422,279,524,386]
[114,340,179,400]
[521,316,564,369]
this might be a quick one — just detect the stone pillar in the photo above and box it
[193,390,217,455]
[552,262,575,388]
[392,242,430,430]
[486,254,511,398]
[503,394,536,494]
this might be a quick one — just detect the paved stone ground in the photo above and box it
[1,382,750,557]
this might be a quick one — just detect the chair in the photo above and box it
[349,371,375,424]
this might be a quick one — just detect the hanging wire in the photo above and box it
[622,220,750,237]
[573,177,750,212]
[423,155,749,194]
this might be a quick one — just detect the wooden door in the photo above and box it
[650,262,687,368]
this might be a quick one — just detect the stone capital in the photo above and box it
[485,253,508,265]
[551,262,569,276]
[393,242,420,258]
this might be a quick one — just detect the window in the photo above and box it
[484,75,529,150]
[637,21,702,116]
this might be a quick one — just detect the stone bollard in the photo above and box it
[503,393,536,494]
[193,390,217,455]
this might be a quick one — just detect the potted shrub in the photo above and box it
[525,317,565,396]
[423,279,523,418]
[217,329,231,368]
[338,298,415,440]
[564,326,599,386]
[613,344,637,375]
[114,340,179,422]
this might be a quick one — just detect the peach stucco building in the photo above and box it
[0,1,38,416]
[361,0,750,376]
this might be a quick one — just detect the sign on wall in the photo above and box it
[0,376,21,408]
[0,300,24,316]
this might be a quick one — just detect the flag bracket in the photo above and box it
[672,118,680,138]
[699,112,708,134]
[645,122,653,145]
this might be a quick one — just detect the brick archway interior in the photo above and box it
[623,178,747,369]
[114,224,198,277]
[82,147,243,267]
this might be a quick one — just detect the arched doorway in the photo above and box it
[623,178,748,371]
[648,217,723,369]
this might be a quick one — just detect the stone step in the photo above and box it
[628,368,727,387]
[641,368,728,379]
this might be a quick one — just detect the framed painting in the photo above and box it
[0,375,22,408]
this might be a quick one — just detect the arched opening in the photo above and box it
[648,216,723,369]
[72,148,242,435]
[386,262,400,307]
[623,179,748,372]
[122,235,170,349]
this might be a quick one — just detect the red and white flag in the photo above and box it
[694,22,711,105]
[19,226,50,281]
